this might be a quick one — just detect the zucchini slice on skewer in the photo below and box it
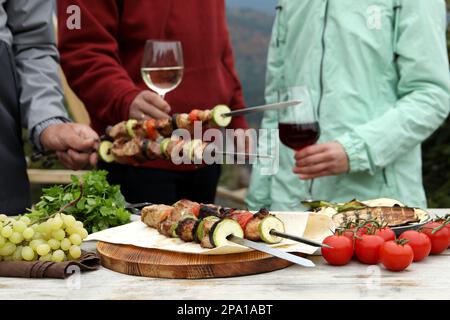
[98,141,115,163]
[259,216,285,244]
[126,119,138,137]
[211,105,232,127]
[209,219,243,247]
[160,138,171,159]
[194,216,220,243]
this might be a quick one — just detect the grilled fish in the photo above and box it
[332,206,420,227]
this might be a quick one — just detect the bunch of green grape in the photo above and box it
[0,213,88,262]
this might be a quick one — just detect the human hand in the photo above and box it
[40,123,99,170]
[129,91,171,120]
[293,142,349,179]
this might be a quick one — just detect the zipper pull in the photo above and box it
[275,5,284,48]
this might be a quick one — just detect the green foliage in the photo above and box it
[422,0,450,208]
[27,170,131,233]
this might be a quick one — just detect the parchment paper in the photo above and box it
[86,212,334,255]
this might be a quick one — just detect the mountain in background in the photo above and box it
[226,0,277,15]
[226,7,274,126]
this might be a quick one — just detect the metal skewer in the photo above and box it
[270,230,332,249]
[217,151,274,159]
[222,100,302,118]
[227,235,315,267]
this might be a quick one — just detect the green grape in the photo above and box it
[21,246,35,261]
[31,224,39,231]
[39,253,53,262]
[37,222,51,235]
[74,221,84,229]
[69,233,82,246]
[51,250,65,262]
[0,235,5,248]
[0,214,7,222]
[75,228,89,240]
[13,220,26,233]
[69,245,81,259]
[60,238,71,251]
[50,216,63,231]
[51,229,66,241]
[65,227,77,235]
[29,239,46,251]
[36,244,51,256]
[47,239,60,250]
[19,216,31,226]
[62,214,76,228]
[22,227,35,240]
[12,246,23,261]
[9,232,23,244]
[0,242,16,256]
[33,232,44,240]
[1,225,13,238]
[42,233,52,241]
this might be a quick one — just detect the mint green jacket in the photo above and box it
[246,0,450,210]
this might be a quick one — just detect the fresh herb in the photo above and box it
[27,170,131,233]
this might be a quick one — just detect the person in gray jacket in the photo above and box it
[0,0,99,215]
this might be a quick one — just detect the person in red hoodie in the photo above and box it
[57,0,248,205]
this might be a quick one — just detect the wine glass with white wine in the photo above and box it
[141,40,184,99]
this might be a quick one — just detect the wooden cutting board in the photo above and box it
[97,241,303,279]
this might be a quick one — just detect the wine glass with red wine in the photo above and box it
[141,40,184,99]
[278,87,320,200]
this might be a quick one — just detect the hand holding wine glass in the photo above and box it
[278,86,320,200]
[129,91,171,120]
[133,40,184,120]
[293,142,349,179]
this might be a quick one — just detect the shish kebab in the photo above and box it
[98,135,272,165]
[106,100,302,141]
[106,105,233,141]
[141,200,330,249]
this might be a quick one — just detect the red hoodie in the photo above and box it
[57,0,248,171]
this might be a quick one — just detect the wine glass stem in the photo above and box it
[305,179,314,201]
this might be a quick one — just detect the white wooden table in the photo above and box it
[1,209,448,300]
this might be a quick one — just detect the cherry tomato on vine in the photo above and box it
[355,234,384,265]
[399,230,431,262]
[379,240,414,272]
[374,227,396,242]
[434,217,450,248]
[322,233,354,266]
[421,222,450,255]
[342,230,355,242]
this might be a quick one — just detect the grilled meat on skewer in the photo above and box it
[141,205,174,229]
[176,218,197,242]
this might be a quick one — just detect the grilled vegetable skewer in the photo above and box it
[106,105,232,140]
[141,201,286,248]
[99,136,236,166]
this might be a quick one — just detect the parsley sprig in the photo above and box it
[27,170,131,233]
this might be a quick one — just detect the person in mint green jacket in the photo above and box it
[246,0,450,210]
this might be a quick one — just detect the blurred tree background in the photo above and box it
[422,0,450,207]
